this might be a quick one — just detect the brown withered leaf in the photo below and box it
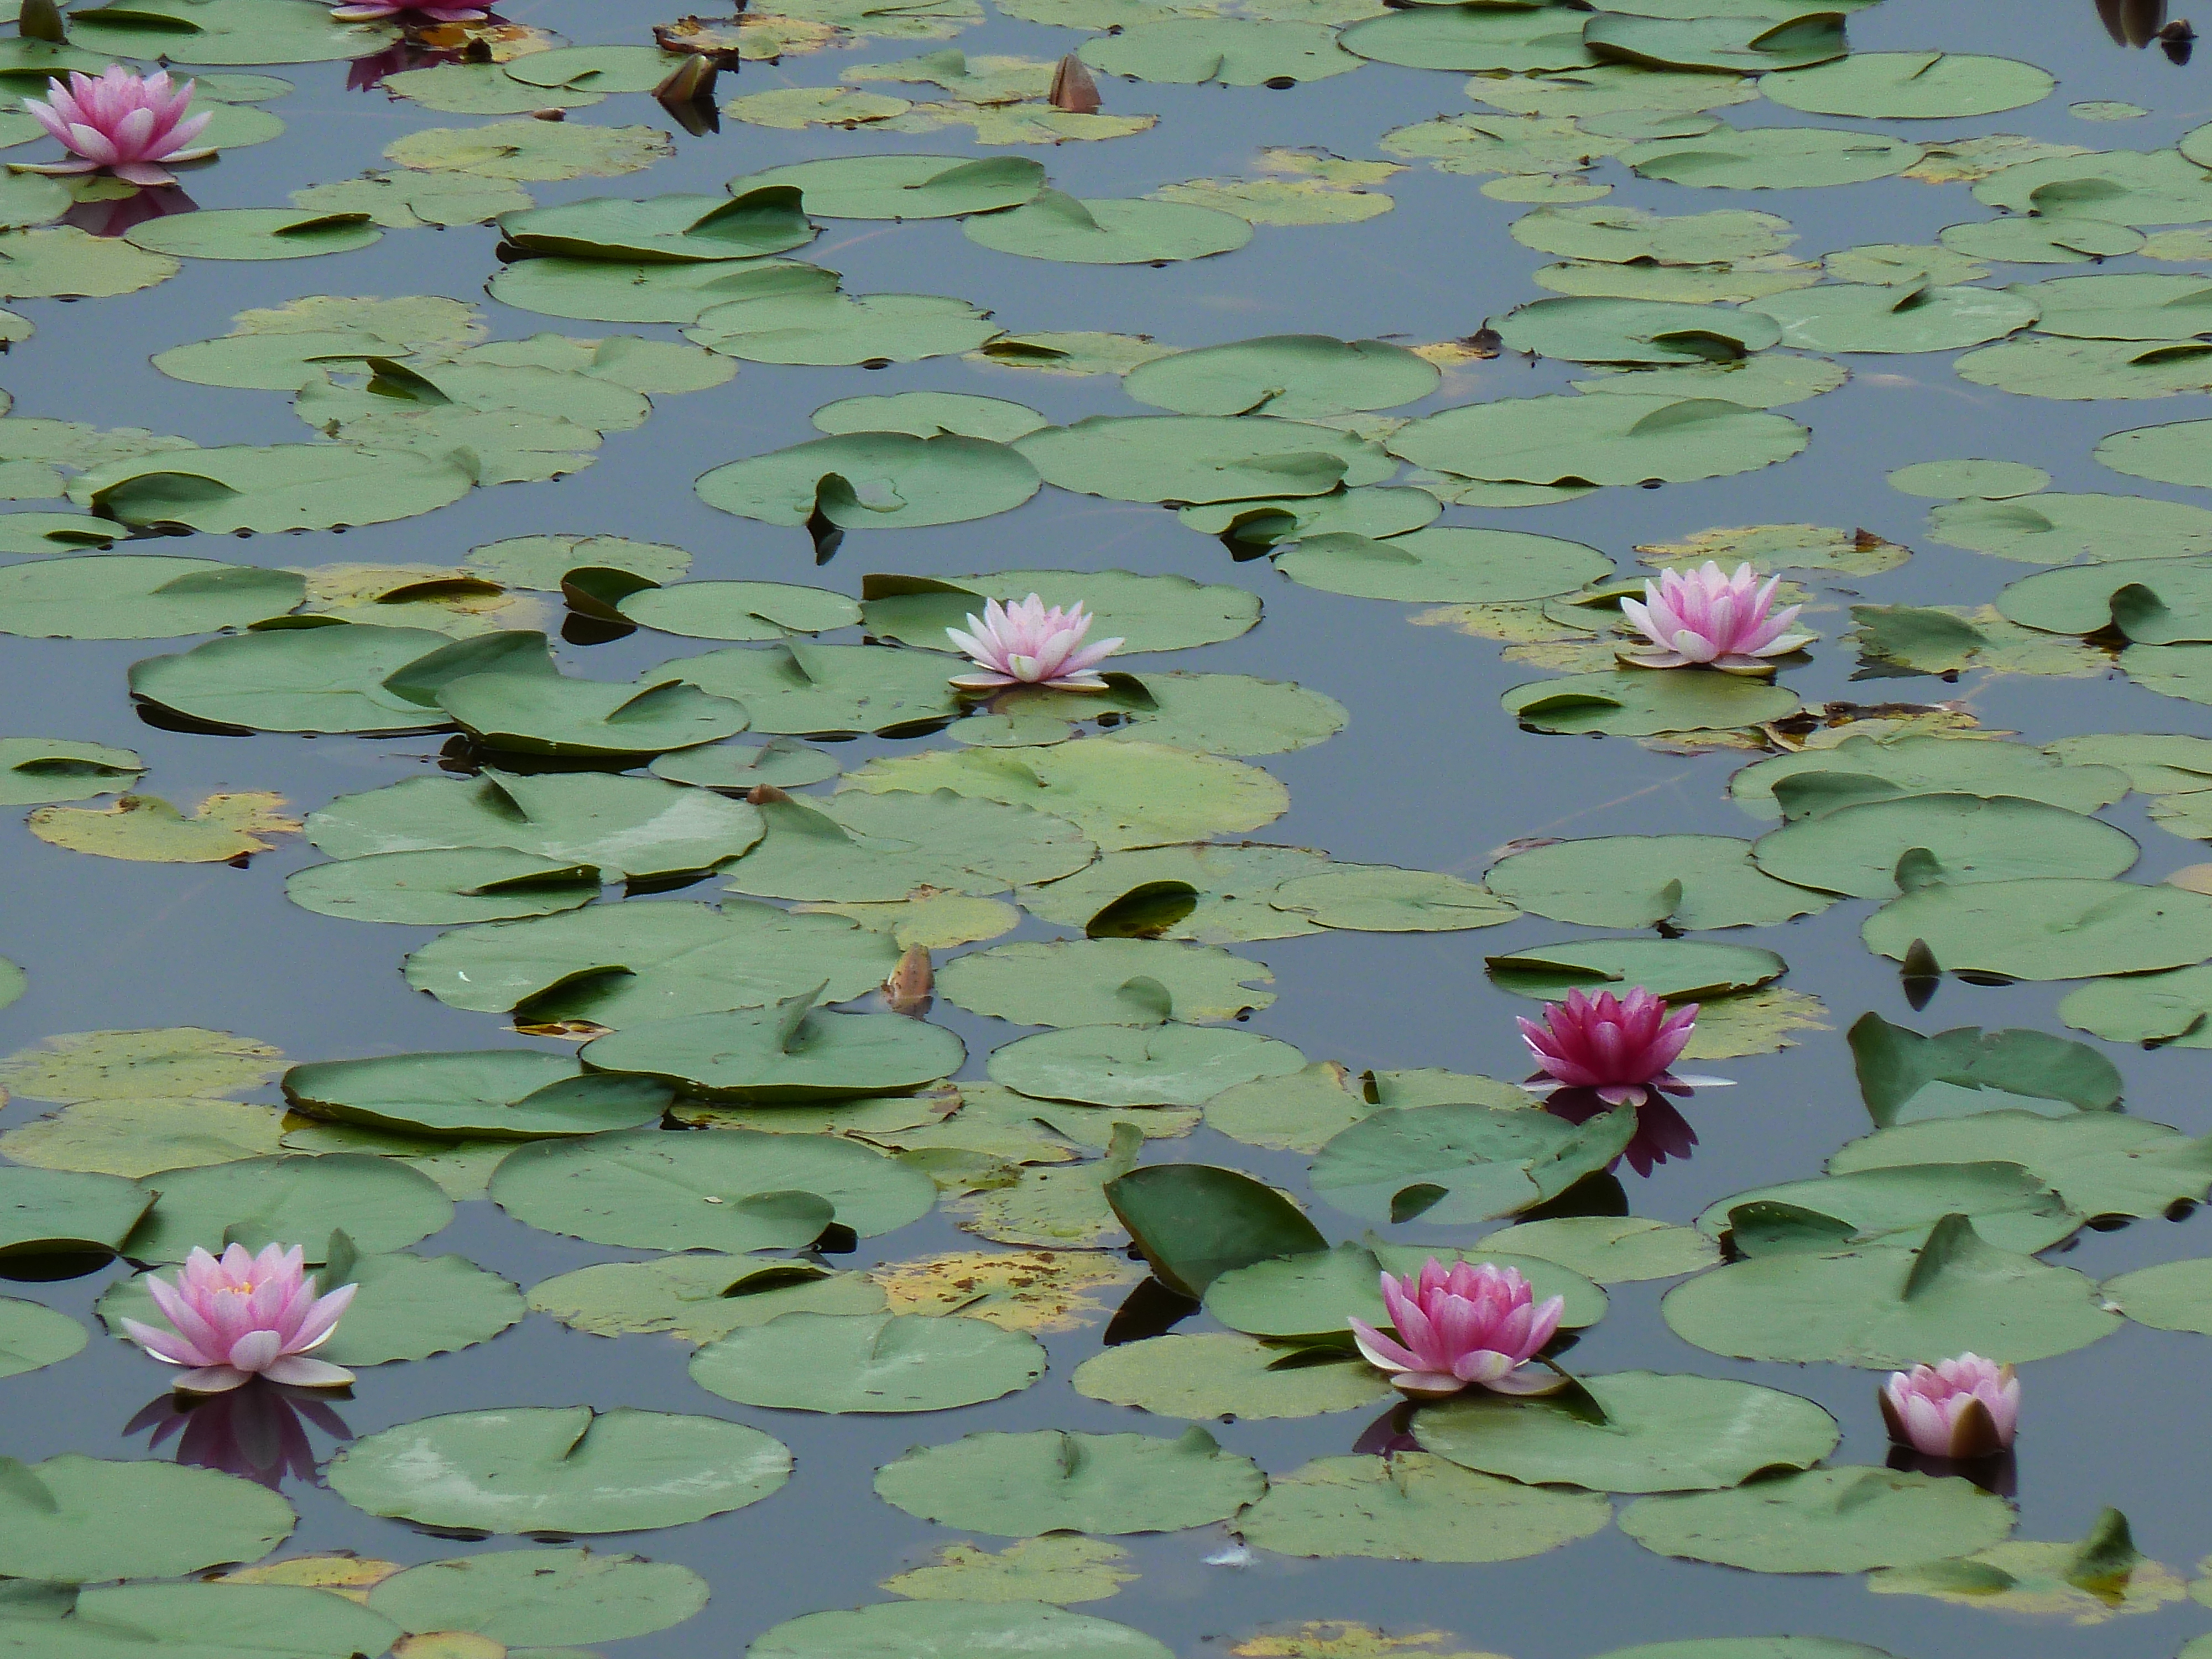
[1049,54,1101,113]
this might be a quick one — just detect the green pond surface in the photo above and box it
[6,0,2212,1656]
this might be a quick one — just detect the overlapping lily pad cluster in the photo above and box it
[11,0,2212,1655]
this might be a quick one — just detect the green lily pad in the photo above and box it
[1973,148,2212,228]
[123,210,381,263]
[1238,1452,1610,1561]
[963,191,1250,264]
[1486,833,1832,928]
[1484,1216,1719,1282]
[1746,284,2036,354]
[1123,336,1437,418]
[1862,878,2212,979]
[435,669,748,759]
[687,289,1001,366]
[721,789,1093,904]
[0,226,178,299]
[1019,842,1332,944]
[284,848,601,927]
[1698,1162,2080,1253]
[1849,1012,2121,1124]
[1623,127,1924,191]
[1340,4,1595,73]
[861,568,1258,655]
[1661,1215,2122,1367]
[1416,1370,1837,1493]
[752,1600,1169,1659]
[874,1426,1264,1536]
[1017,415,1392,504]
[506,44,690,92]
[1078,17,1357,83]
[813,391,1048,443]
[733,154,1045,219]
[1072,1332,1389,1420]
[327,1407,790,1534]
[1392,394,1808,486]
[1730,734,2128,818]
[1940,215,2145,264]
[404,898,896,1027]
[988,1024,1305,1108]
[1752,794,2138,897]
[616,581,859,643]
[529,1254,885,1344]
[0,556,300,640]
[365,1548,708,1646]
[1487,936,1786,1000]
[2103,1258,2212,1334]
[493,1121,934,1246]
[1502,297,1781,365]
[500,190,814,264]
[1960,336,2212,400]
[1829,1110,2212,1219]
[697,431,1037,527]
[844,739,1288,850]
[1764,52,2054,118]
[580,998,966,1104]
[0,1580,402,1657]
[0,737,143,806]
[690,1310,1044,1411]
[283,1051,668,1140]
[938,938,1272,1026]
[1311,1102,1636,1225]
[1929,491,2212,563]
[66,0,393,64]
[0,1457,295,1583]
[654,738,841,793]
[308,769,764,880]
[387,121,672,184]
[1511,203,1793,264]
[123,1153,451,1264]
[675,644,962,737]
[1504,669,1800,737]
[1266,866,1518,932]
[490,257,840,326]
[1584,12,1845,73]
[75,444,472,534]
[1619,1466,2015,1573]
[0,1297,83,1379]
[1276,526,1611,604]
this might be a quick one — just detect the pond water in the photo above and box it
[6,0,2212,1656]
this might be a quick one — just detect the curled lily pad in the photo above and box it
[327,1407,790,1535]
[733,154,1045,218]
[283,1051,669,1140]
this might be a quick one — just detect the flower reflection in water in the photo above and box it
[124,1379,353,1490]
[346,40,461,92]
[63,184,196,240]
[1886,1442,2019,1500]
[1543,1087,1700,1177]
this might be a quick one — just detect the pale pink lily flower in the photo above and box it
[1882,1353,2020,1459]
[17,67,215,190]
[946,593,1123,692]
[331,2,490,19]
[1517,985,1722,1108]
[120,1243,358,1395]
[1620,560,1813,674]
[1350,1258,1566,1399]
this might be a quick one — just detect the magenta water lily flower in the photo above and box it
[121,1243,358,1396]
[1518,985,1713,1108]
[1620,561,1813,674]
[1882,1353,2020,1459]
[17,67,215,190]
[331,2,490,20]
[946,594,1123,692]
[1350,1258,1567,1399]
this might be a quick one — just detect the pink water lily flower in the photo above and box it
[18,67,215,190]
[946,594,1123,692]
[331,2,490,19]
[1620,561,1813,674]
[1519,985,1709,1108]
[1882,1353,2020,1459]
[1350,1258,1566,1399]
[121,1243,358,1395]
